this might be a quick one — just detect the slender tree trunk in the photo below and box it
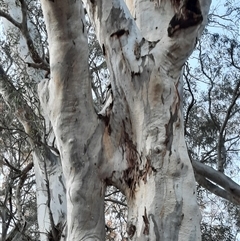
[40,1,106,240]
[0,1,67,238]
[40,0,211,240]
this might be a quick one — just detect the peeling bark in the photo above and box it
[0,2,67,236]
[39,0,211,240]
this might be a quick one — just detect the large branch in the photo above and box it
[195,173,240,205]
[192,159,240,204]
[40,0,96,123]
[84,0,143,74]
[39,2,106,239]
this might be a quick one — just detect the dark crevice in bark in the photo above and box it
[98,107,112,135]
[47,222,66,241]
[133,38,147,60]
[110,29,129,38]
[102,44,106,56]
[164,107,178,155]
[168,0,203,37]
[127,223,136,239]
[121,121,156,198]
[142,207,150,235]
[131,71,141,77]
[122,122,139,198]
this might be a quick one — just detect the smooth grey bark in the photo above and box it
[40,1,106,240]
[39,0,211,240]
[0,0,67,238]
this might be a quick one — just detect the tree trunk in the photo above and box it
[0,1,67,238]
[40,0,211,240]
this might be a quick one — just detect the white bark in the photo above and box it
[40,1,105,240]
[83,0,211,239]
[40,0,211,240]
[0,1,67,239]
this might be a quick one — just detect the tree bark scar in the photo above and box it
[134,41,141,60]
[142,207,150,235]
[81,19,85,33]
[164,107,178,155]
[102,44,106,56]
[149,214,160,241]
[168,0,203,37]
[110,29,129,38]
[127,223,136,239]
[165,201,184,239]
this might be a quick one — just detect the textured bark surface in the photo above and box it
[0,1,67,239]
[40,0,105,240]
[39,0,211,240]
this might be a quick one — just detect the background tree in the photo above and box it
[184,1,240,239]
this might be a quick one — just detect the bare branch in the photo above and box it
[0,10,21,28]
[184,64,196,135]
[3,157,21,173]
[105,198,127,207]
[217,80,240,172]
[0,1,48,69]
[26,62,49,71]
[195,173,240,205]
[16,162,34,232]
[192,159,240,202]
[198,42,220,129]
[19,0,47,65]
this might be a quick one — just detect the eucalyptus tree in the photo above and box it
[183,1,240,238]
[0,0,67,240]
[1,0,240,240]
[38,0,211,240]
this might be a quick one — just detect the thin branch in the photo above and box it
[229,43,240,70]
[105,190,121,197]
[15,162,34,231]
[217,79,240,172]
[0,1,48,69]
[0,10,21,28]
[19,0,47,65]
[105,198,127,207]
[198,42,220,129]
[3,157,21,173]
[184,64,196,135]
[26,62,49,71]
